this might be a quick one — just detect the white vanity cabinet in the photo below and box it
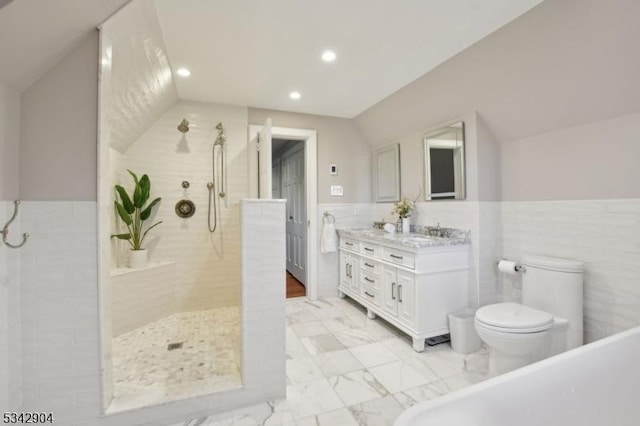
[338,230,470,352]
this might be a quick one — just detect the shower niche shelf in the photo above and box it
[111,260,176,277]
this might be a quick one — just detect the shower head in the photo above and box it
[177,119,190,133]
[215,122,224,132]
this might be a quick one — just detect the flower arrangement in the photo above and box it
[392,197,414,219]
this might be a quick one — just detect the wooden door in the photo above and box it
[282,143,306,284]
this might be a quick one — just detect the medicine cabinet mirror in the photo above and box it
[374,143,401,202]
[423,122,466,200]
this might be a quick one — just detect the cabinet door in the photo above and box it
[397,270,415,325]
[381,266,398,316]
[339,251,352,288]
[349,254,360,293]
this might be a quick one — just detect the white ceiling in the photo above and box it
[155,0,543,118]
[0,0,130,90]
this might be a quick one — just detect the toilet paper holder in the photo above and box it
[495,260,527,273]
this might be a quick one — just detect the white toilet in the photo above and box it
[475,255,583,376]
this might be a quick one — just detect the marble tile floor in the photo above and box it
[175,296,489,426]
[110,307,242,412]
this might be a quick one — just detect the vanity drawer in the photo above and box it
[360,272,380,290]
[340,237,358,252]
[359,241,380,258]
[360,285,379,306]
[360,258,381,275]
[382,247,415,269]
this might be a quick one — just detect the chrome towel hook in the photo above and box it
[2,200,29,249]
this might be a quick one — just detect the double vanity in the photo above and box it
[338,229,470,352]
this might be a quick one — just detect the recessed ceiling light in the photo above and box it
[289,91,301,100]
[176,68,191,77]
[321,50,337,62]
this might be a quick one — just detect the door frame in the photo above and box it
[248,125,318,300]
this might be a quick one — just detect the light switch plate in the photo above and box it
[330,164,338,175]
[330,185,343,196]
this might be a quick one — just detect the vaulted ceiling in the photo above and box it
[1,0,543,119]
[155,0,543,118]
[0,0,130,90]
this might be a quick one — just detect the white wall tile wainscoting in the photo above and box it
[501,199,640,343]
[3,200,286,425]
[0,201,22,410]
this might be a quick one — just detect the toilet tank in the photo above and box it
[522,255,584,349]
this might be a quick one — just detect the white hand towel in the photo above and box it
[321,222,337,254]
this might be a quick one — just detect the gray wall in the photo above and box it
[20,31,99,201]
[502,112,640,201]
[249,108,371,204]
[0,83,20,200]
[355,0,640,201]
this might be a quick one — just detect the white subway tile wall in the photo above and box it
[111,101,248,312]
[110,261,177,336]
[0,201,22,410]
[18,200,286,425]
[102,0,179,154]
[501,199,640,342]
[477,202,502,306]
[20,201,101,421]
[240,200,287,401]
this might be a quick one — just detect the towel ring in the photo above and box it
[323,211,335,224]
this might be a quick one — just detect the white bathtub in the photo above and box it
[395,326,640,426]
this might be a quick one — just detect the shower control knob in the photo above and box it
[182,181,190,189]
[175,199,196,218]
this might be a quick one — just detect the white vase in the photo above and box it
[129,249,148,269]
[402,217,410,234]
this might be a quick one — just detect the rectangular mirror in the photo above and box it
[374,143,401,202]
[423,122,465,200]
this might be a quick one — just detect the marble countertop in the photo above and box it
[337,228,470,249]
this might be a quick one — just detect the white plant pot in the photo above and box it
[129,249,148,269]
[402,218,411,234]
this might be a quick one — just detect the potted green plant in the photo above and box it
[112,170,162,268]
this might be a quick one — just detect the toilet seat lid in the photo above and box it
[475,303,553,332]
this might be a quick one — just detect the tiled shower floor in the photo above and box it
[109,307,242,412]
